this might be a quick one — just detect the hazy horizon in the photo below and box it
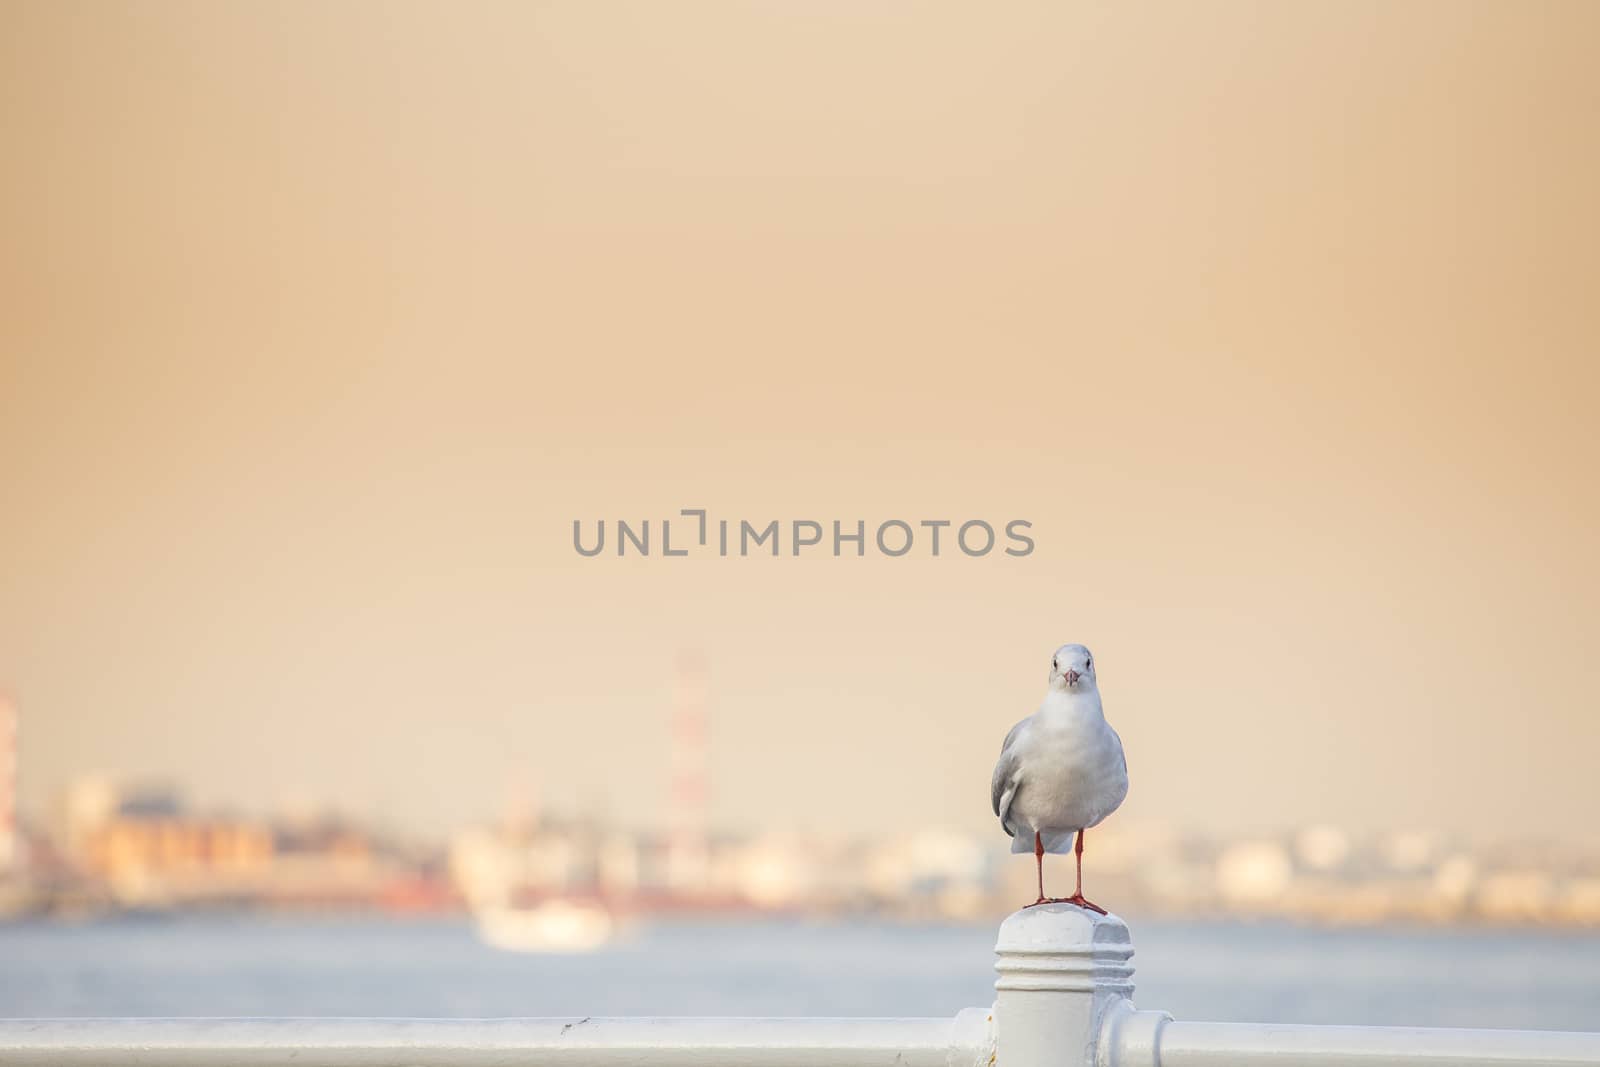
[3,2,1597,842]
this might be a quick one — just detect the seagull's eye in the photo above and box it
[1086,658,1092,670]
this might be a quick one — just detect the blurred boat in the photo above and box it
[473,898,613,953]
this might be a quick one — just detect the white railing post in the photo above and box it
[994,904,1169,1067]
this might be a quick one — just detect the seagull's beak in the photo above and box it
[1064,670,1081,686]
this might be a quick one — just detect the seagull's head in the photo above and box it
[1048,644,1097,692]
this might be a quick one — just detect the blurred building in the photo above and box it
[58,780,273,902]
[451,814,623,905]
[46,778,450,913]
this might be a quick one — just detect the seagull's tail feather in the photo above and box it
[1040,829,1076,854]
[1007,826,1078,854]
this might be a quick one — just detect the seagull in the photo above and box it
[991,643,1128,913]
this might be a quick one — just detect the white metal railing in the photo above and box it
[0,1016,991,1067]
[3,906,1598,1067]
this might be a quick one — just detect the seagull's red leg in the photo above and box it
[1033,832,1046,905]
[1063,829,1107,915]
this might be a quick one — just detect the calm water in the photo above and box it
[2,916,1598,1030]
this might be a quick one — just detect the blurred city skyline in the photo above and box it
[3,2,1598,845]
[11,769,1600,929]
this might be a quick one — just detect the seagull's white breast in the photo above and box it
[1008,699,1128,836]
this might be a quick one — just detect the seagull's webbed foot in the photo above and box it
[1024,894,1107,915]
[1060,893,1107,915]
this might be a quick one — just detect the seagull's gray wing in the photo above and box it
[990,719,1027,835]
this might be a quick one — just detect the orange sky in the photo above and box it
[2,1,1597,840]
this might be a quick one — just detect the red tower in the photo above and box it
[666,652,710,895]
[0,694,15,870]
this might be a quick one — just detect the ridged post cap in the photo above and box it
[994,904,1135,995]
